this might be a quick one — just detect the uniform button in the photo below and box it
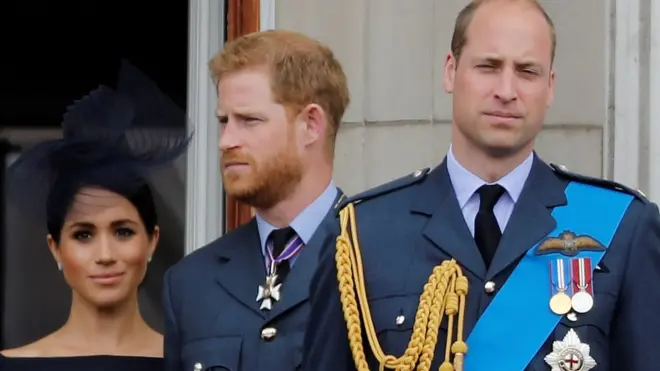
[193,362,202,371]
[484,281,496,294]
[261,327,277,341]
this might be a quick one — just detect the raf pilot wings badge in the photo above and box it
[534,230,605,257]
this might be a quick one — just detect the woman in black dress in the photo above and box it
[0,62,190,371]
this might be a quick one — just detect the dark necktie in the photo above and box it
[474,184,505,269]
[269,227,297,284]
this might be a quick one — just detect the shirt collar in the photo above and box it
[446,145,534,209]
[256,180,338,251]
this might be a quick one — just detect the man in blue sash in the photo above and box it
[162,30,349,370]
[303,1,660,370]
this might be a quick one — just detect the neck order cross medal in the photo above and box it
[256,235,304,311]
[256,261,281,311]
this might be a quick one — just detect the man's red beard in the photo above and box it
[221,144,303,210]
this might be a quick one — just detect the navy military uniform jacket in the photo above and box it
[163,193,343,371]
[303,157,660,370]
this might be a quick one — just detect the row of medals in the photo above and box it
[548,257,594,316]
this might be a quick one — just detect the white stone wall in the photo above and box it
[275,0,610,195]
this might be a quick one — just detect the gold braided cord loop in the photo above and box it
[335,203,469,371]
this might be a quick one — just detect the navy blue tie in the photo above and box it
[269,227,296,283]
[474,184,505,269]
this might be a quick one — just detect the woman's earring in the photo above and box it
[57,262,62,271]
[147,257,152,263]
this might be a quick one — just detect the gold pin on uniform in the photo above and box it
[549,259,572,315]
[549,290,572,315]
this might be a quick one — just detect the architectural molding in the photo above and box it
[649,0,660,201]
[611,0,642,189]
[185,0,225,254]
[260,0,276,31]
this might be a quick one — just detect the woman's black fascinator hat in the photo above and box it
[7,60,193,239]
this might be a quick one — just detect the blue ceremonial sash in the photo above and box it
[464,181,633,370]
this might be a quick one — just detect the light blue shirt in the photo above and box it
[256,180,338,267]
[446,145,534,236]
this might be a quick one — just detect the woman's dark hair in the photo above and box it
[46,181,158,243]
[8,61,191,236]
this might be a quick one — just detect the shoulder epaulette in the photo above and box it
[336,167,431,210]
[550,163,647,201]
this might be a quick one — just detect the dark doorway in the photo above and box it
[0,0,189,349]
[1,0,188,128]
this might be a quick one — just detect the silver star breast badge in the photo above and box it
[256,274,281,311]
[544,329,596,371]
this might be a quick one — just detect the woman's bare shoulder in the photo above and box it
[1,335,55,357]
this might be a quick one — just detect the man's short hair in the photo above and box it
[450,0,557,64]
[209,30,350,150]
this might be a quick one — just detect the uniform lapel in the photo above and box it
[266,191,344,320]
[486,157,568,280]
[213,219,268,319]
[412,161,488,279]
